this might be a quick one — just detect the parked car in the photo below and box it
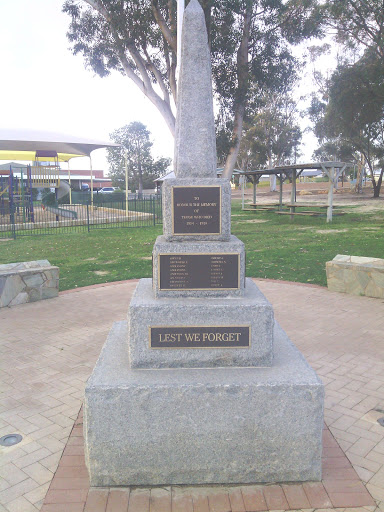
[94,187,118,194]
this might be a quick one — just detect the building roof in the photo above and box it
[0,129,119,162]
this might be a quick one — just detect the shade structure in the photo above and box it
[0,128,119,162]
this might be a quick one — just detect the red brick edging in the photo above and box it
[41,408,376,512]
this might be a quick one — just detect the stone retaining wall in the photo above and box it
[0,260,59,307]
[326,254,384,299]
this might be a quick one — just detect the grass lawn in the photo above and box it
[0,200,383,291]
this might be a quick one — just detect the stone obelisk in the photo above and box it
[84,0,324,487]
[173,0,217,178]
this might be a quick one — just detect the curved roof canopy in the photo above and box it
[0,129,119,162]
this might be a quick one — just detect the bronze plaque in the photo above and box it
[172,186,221,234]
[159,253,239,290]
[150,326,250,348]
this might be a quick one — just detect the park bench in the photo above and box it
[0,260,59,308]
[326,255,384,299]
[242,207,278,212]
[276,211,320,217]
[246,203,284,207]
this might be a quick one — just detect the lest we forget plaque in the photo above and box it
[158,253,239,290]
[150,326,250,348]
[172,186,221,234]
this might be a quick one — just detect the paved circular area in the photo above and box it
[0,279,383,511]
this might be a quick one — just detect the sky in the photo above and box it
[0,0,174,172]
[0,0,333,174]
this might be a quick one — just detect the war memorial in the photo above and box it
[84,0,324,487]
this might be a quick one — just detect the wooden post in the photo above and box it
[279,174,283,210]
[292,169,297,203]
[253,176,257,205]
[290,169,297,220]
[241,175,245,210]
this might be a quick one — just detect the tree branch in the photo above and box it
[151,0,177,53]
[222,3,252,179]
[143,46,170,104]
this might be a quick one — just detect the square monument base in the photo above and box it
[128,278,273,369]
[84,321,324,487]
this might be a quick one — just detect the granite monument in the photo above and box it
[84,0,324,486]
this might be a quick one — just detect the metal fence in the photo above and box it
[0,195,163,239]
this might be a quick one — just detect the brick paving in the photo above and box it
[0,278,383,511]
[39,412,376,512]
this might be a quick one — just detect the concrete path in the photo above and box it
[0,279,383,511]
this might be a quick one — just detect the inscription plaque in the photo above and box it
[150,326,250,348]
[159,253,239,290]
[172,186,221,234]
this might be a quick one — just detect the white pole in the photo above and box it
[89,155,94,207]
[177,0,185,78]
[68,161,72,205]
[327,167,334,223]
[125,149,129,217]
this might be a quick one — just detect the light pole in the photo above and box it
[125,148,129,217]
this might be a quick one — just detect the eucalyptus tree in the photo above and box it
[308,1,384,196]
[63,0,322,177]
[108,122,171,195]
[323,0,384,62]
[320,54,384,197]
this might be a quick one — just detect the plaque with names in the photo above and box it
[150,326,250,349]
[159,253,239,290]
[172,186,221,234]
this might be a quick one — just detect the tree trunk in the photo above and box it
[137,147,144,199]
[221,4,252,180]
[222,102,246,180]
[138,166,144,198]
[354,154,364,193]
[372,169,383,198]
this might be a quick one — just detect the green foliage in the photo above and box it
[325,55,384,136]
[309,1,384,196]
[63,0,323,173]
[311,52,384,196]
[107,122,170,193]
[42,191,57,207]
[232,92,302,171]
[324,0,384,61]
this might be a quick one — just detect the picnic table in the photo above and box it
[238,161,352,222]
[243,201,346,219]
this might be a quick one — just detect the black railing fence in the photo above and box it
[0,195,162,239]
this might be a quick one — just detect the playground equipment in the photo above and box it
[0,165,35,224]
[0,150,78,227]
[31,150,61,188]
[42,181,77,220]
[0,130,119,236]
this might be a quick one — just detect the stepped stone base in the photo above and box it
[84,320,324,487]
[128,278,273,368]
